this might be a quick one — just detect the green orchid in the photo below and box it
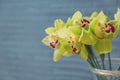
[65,11,94,60]
[42,11,91,61]
[42,19,82,61]
[42,10,120,62]
[65,11,96,60]
[89,11,119,54]
[42,9,120,74]
[67,11,97,45]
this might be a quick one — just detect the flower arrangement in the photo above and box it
[42,9,120,72]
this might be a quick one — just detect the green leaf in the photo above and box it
[79,44,88,60]
[79,29,96,45]
[94,39,112,54]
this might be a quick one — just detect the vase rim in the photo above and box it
[90,67,120,76]
[90,58,120,76]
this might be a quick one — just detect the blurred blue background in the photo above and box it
[0,0,120,80]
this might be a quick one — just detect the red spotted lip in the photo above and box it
[81,19,90,28]
[50,40,58,48]
[72,46,77,54]
[105,23,115,33]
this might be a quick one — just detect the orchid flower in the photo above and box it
[42,11,90,61]
[42,19,82,61]
[42,10,120,62]
[89,11,119,54]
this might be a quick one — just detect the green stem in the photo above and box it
[100,54,105,69]
[93,54,101,69]
[88,55,96,68]
[87,58,94,67]
[89,53,99,68]
[108,53,112,70]
[85,45,101,69]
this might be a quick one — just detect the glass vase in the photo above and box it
[90,58,120,80]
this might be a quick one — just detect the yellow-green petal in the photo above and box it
[79,44,88,60]
[68,26,82,35]
[90,12,98,19]
[42,36,50,46]
[114,8,120,25]
[94,39,112,54]
[65,18,72,27]
[113,24,119,38]
[72,11,82,20]
[59,39,73,56]
[79,29,96,45]
[60,42,72,56]
[57,28,73,39]
[45,27,57,34]
[53,48,62,62]
[108,20,120,39]
[89,18,104,39]
[54,19,65,29]
[96,11,109,23]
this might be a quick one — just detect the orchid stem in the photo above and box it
[86,45,101,69]
[108,53,112,70]
[100,54,105,69]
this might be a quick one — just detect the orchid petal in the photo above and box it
[68,26,82,35]
[72,11,82,20]
[109,20,119,39]
[90,12,98,19]
[94,39,112,54]
[89,18,104,39]
[42,36,50,46]
[114,8,120,25]
[54,19,65,29]
[96,11,109,23]
[79,44,88,60]
[45,27,57,34]
[53,48,62,62]
[59,38,73,56]
[65,18,72,27]
[79,29,96,45]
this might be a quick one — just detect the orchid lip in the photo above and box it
[72,45,77,54]
[105,23,115,33]
[108,24,115,33]
[50,42,55,48]
[49,39,59,48]
[81,19,90,28]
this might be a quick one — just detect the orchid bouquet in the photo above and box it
[42,9,120,70]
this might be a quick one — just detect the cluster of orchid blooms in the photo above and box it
[42,9,120,62]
